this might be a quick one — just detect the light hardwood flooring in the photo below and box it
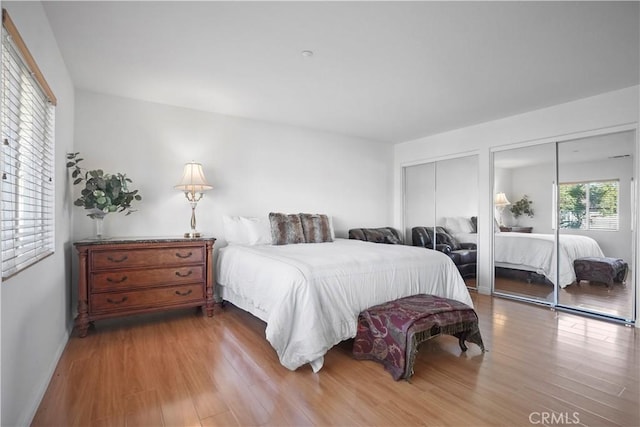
[32,294,638,427]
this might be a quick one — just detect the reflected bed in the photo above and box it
[453,232,604,288]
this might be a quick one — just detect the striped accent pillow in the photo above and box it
[299,213,333,243]
[269,212,306,245]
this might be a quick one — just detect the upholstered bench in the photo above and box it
[574,257,628,287]
[352,294,485,380]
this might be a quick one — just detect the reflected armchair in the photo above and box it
[411,226,477,279]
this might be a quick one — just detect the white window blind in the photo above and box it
[1,16,55,279]
[587,180,619,231]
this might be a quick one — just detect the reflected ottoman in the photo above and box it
[574,257,628,287]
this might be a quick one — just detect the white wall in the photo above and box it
[394,86,639,307]
[72,90,392,244]
[1,2,75,426]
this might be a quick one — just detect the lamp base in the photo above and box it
[184,231,202,238]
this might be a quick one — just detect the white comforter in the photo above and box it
[216,239,472,372]
[454,232,604,288]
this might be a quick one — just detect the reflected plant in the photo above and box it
[510,195,534,219]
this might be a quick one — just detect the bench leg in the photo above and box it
[457,331,469,352]
[454,330,486,353]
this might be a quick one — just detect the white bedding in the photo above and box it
[216,238,472,372]
[452,231,605,287]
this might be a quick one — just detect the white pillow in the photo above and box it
[328,215,336,240]
[456,217,475,233]
[443,217,462,233]
[222,215,248,245]
[443,216,474,233]
[240,216,272,245]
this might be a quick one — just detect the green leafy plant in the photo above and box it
[510,195,534,219]
[66,152,142,218]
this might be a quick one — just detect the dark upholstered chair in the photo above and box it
[411,226,477,279]
[348,227,402,244]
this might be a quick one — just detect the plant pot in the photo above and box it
[90,209,108,239]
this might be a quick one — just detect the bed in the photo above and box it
[216,238,473,373]
[453,231,604,288]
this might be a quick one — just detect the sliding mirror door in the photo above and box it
[557,131,636,322]
[404,162,436,246]
[493,144,556,303]
[404,155,479,289]
[436,156,479,289]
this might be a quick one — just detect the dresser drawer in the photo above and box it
[90,283,204,314]
[91,246,204,269]
[91,265,204,292]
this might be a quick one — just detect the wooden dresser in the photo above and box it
[74,237,215,337]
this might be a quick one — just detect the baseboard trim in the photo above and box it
[20,323,71,427]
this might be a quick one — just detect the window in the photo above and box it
[559,180,619,231]
[1,9,56,279]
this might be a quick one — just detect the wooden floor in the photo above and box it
[32,294,639,427]
[495,274,634,320]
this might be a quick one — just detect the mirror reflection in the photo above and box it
[404,155,479,289]
[557,131,635,320]
[493,130,636,322]
[493,144,556,303]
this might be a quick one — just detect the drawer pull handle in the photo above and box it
[107,255,128,263]
[175,270,193,278]
[106,296,128,305]
[175,289,193,297]
[106,276,128,284]
[175,252,193,259]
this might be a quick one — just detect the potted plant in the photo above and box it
[509,195,534,223]
[66,152,142,237]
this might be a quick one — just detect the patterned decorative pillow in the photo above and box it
[269,212,306,245]
[299,213,333,243]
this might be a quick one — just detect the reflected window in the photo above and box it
[559,179,619,230]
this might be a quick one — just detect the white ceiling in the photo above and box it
[494,130,636,169]
[42,1,639,144]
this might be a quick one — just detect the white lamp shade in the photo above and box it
[174,162,212,193]
[494,192,510,207]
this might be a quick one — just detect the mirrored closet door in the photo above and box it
[492,130,636,323]
[493,144,556,303]
[404,162,436,245]
[404,155,479,289]
[557,131,636,321]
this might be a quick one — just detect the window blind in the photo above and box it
[588,180,619,231]
[1,16,55,279]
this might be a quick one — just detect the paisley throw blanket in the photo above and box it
[353,294,484,380]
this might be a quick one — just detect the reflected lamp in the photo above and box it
[494,192,511,227]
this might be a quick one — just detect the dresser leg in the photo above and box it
[205,303,215,317]
[75,316,89,337]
